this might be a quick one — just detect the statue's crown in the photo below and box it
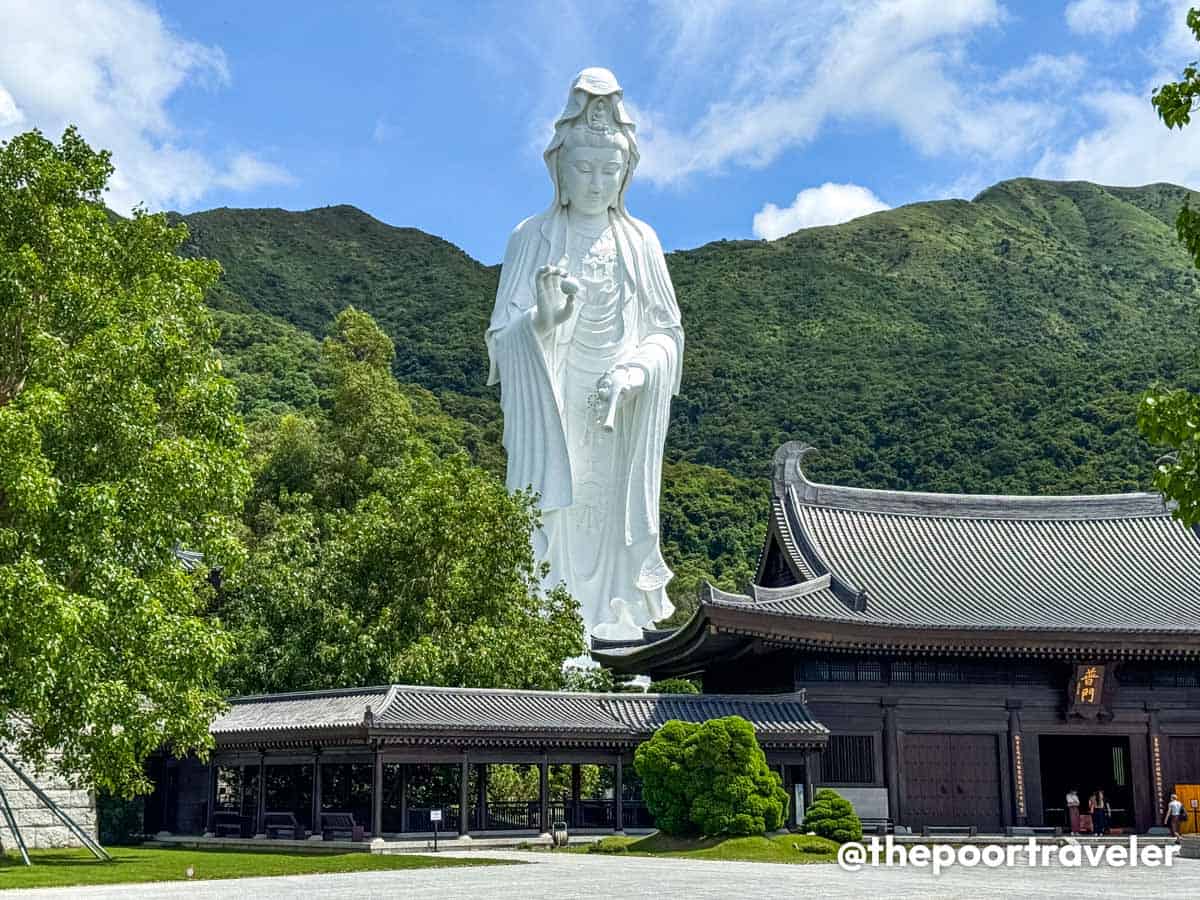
[573,67,621,97]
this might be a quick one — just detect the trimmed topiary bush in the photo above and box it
[634,716,789,836]
[801,788,863,843]
[794,837,836,855]
[647,678,700,694]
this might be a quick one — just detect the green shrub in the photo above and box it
[800,788,862,844]
[634,716,788,836]
[794,837,835,855]
[647,678,700,694]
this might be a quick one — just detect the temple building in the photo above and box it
[593,442,1200,834]
[149,441,1200,840]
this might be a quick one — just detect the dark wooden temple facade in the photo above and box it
[594,442,1200,834]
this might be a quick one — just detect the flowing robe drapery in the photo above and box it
[486,206,683,637]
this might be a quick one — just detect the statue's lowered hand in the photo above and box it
[596,365,645,431]
[533,265,578,335]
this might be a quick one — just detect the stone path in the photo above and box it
[14,848,1200,899]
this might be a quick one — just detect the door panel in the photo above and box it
[901,733,1002,832]
[1175,784,1200,835]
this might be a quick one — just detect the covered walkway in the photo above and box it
[149,684,827,841]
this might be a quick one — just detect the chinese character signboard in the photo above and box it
[1067,663,1112,720]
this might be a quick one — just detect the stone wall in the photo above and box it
[0,751,97,850]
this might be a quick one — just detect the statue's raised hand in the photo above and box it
[533,265,578,336]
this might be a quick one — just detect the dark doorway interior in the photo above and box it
[1038,734,1133,831]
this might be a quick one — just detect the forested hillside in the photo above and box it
[179,178,1200,620]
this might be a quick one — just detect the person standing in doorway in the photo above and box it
[1066,788,1081,834]
[1090,789,1110,835]
[1166,793,1185,837]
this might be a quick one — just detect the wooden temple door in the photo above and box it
[1171,737,1200,834]
[901,733,1002,832]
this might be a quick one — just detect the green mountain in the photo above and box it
[179,178,1200,619]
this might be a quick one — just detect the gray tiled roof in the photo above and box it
[594,445,1200,672]
[212,686,391,734]
[750,441,1200,633]
[212,684,825,740]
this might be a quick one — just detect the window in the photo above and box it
[1120,663,1200,688]
[797,658,882,682]
[824,735,876,784]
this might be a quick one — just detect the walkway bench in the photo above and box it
[921,825,978,837]
[263,812,304,840]
[212,811,251,838]
[321,811,365,841]
[861,817,893,836]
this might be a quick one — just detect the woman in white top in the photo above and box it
[1066,789,1081,834]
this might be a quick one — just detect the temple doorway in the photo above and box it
[1038,734,1133,832]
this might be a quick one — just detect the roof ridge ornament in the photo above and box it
[772,441,818,500]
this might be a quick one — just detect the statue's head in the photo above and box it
[544,67,639,214]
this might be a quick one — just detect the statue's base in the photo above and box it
[590,619,644,642]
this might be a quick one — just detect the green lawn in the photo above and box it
[583,831,840,863]
[0,846,513,890]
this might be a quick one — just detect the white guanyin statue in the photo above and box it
[485,67,683,642]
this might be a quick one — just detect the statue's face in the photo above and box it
[560,146,625,215]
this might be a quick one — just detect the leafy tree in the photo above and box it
[218,308,584,693]
[484,763,604,804]
[1145,5,1200,525]
[0,128,250,795]
[634,716,788,836]
[648,678,700,694]
[801,788,863,844]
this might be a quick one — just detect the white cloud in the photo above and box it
[0,84,23,128]
[995,53,1088,91]
[752,183,890,239]
[0,0,292,212]
[629,0,1064,186]
[1159,0,1200,58]
[215,154,295,192]
[1064,0,1140,37]
[1034,89,1200,186]
[1031,3,1200,189]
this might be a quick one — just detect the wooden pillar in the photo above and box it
[205,758,218,835]
[882,699,900,826]
[1007,701,1026,826]
[571,763,582,828]
[240,763,249,820]
[538,755,550,834]
[310,751,322,837]
[476,764,488,832]
[255,752,267,836]
[614,756,625,833]
[459,753,470,836]
[803,750,816,822]
[399,764,408,834]
[372,748,383,838]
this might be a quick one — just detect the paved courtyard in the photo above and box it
[14,849,1200,899]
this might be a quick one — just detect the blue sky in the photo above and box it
[2,0,1199,262]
